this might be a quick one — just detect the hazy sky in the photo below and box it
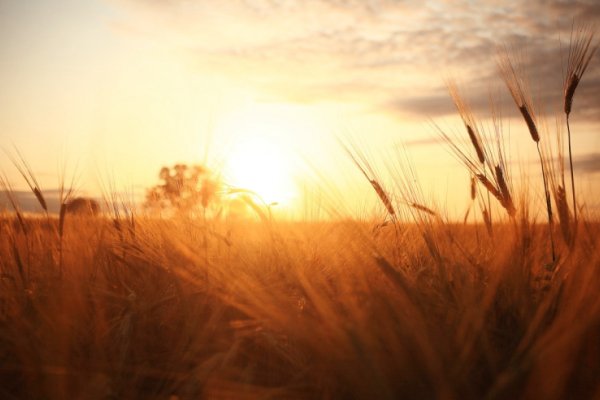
[1,0,599,216]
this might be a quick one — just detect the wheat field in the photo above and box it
[0,211,599,399]
[1,26,599,400]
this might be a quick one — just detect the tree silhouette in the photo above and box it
[65,197,101,216]
[144,164,219,214]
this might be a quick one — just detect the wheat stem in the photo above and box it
[566,115,578,228]
[536,143,556,264]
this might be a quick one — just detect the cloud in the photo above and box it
[1,190,61,213]
[0,190,105,214]
[573,152,600,174]
[108,0,600,121]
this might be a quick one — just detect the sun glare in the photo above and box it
[224,137,296,205]
[218,101,328,206]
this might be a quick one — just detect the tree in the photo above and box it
[144,164,219,214]
[65,197,101,216]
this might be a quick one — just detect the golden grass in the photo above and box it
[0,213,598,399]
[0,22,598,400]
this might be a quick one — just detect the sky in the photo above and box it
[1,0,599,218]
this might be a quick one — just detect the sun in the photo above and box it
[217,100,326,207]
[224,137,296,205]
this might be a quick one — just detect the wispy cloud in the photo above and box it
[1,190,61,213]
[573,152,600,174]
[109,0,600,120]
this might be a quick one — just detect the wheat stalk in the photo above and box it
[481,208,493,237]
[563,23,597,226]
[555,185,572,244]
[564,24,597,117]
[470,175,477,201]
[499,48,556,263]
[498,49,540,143]
[447,81,486,164]
[370,180,396,216]
[409,202,438,218]
[0,173,27,233]
[475,174,502,204]
[342,142,396,218]
[5,147,48,214]
[495,165,516,217]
